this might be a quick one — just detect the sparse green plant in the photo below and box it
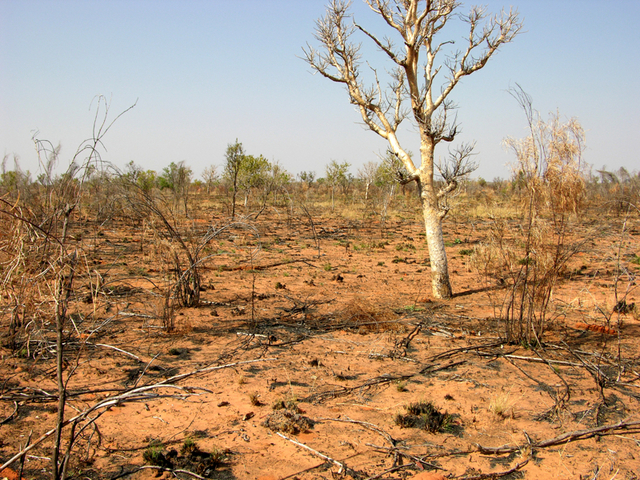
[396,380,408,392]
[209,446,227,466]
[143,441,169,468]
[403,305,423,312]
[395,401,455,433]
[323,262,332,271]
[180,437,197,455]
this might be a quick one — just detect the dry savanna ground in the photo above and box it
[1,195,640,480]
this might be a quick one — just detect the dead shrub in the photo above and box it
[262,410,314,434]
[338,298,404,334]
[480,86,592,345]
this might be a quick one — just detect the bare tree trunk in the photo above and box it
[52,249,77,480]
[420,187,452,298]
[231,187,237,219]
[419,139,452,298]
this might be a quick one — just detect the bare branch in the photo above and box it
[436,142,478,192]
[434,6,522,111]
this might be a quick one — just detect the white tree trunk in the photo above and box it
[419,138,452,299]
[421,190,452,298]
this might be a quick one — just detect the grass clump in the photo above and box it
[144,438,227,475]
[263,395,313,434]
[489,390,515,418]
[272,397,300,412]
[394,401,455,433]
[396,380,408,392]
[249,392,264,406]
[180,437,197,455]
[263,399,313,434]
[262,410,314,434]
[143,440,171,468]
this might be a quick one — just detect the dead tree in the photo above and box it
[304,0,522,297]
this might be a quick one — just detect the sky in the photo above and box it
[1,0,639,182]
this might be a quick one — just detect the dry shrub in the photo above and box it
[0,202,52,353]
[394,401,455,433]
[470,218,519,281]
[480,87,591,345]
[339,298,404,334]
[262,410,314,434]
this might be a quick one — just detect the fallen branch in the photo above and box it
[0,401,18,425]
[475,418,640,455]
[319,416,397,447]
[364,463,415,480]
[302,358,466,403]
[0,357,276,473]
[276,431,349,475]
[221,258,316,271]
[367,443,442,470]
[109,465,206,480]
[456,456,530,479]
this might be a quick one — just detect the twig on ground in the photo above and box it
[367,443,443,470]
[276,431,350,475]
[301,373,413,403]
[0,401,18,425]
[364,463,415,480]
[303,349,467,403]
[456,456,530,479]
[478,352,583,367]
[319,416,397,447]
[221,258,315,271]
[475,418,640,455]
[532,347,571,413]
[90,343,141,361]
[110,465,206,480]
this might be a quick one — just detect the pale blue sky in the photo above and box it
[1,0,638,181]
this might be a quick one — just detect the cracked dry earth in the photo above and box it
[1,211,640,480]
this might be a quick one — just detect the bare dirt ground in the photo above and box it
[2,203,640,480]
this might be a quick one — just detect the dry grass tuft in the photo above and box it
[489,389,516,419]
[339,298,405,334]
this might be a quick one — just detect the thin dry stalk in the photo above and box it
[484,86,590,344]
